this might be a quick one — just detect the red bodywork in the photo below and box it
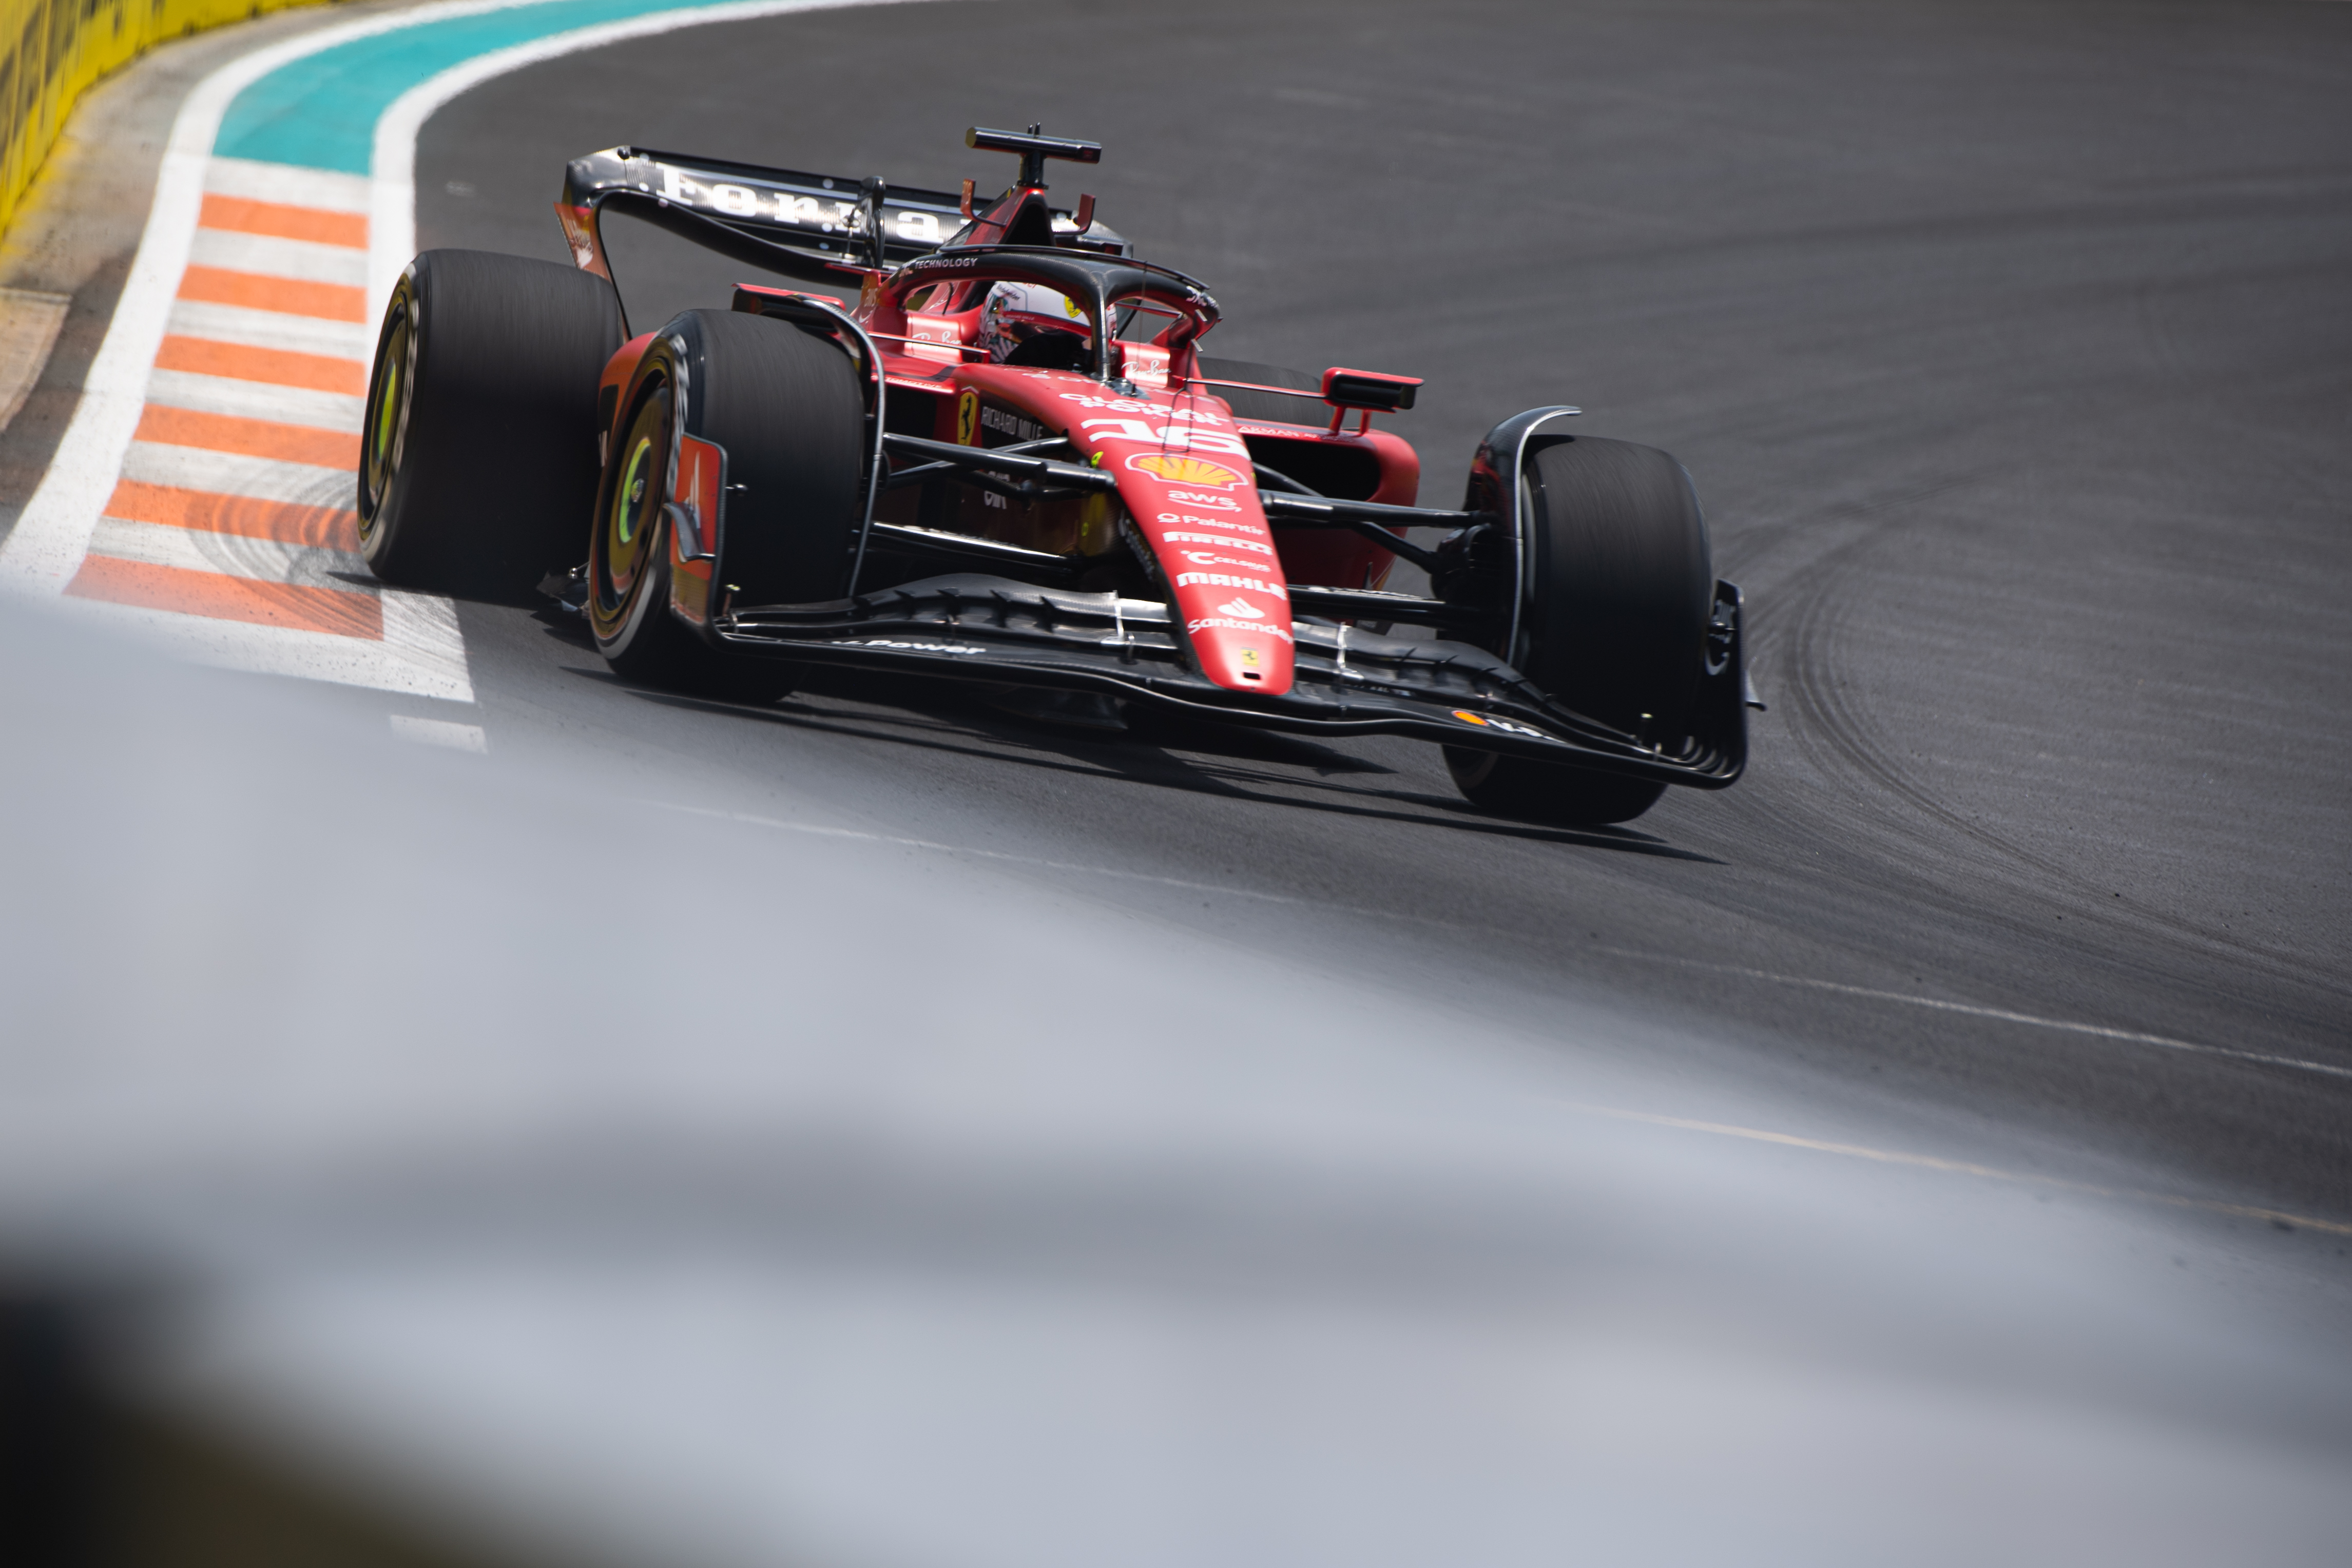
[585,169,1424,701]
[544,133,1750,801]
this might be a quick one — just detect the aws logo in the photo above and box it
[1165,489,1240,511]
[1126,453,1245,489]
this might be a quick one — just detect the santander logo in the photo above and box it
[1215,597,1265,619]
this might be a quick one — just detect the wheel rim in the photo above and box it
[358,300,412,538]
[595,386,671,627]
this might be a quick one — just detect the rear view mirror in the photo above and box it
[1322,367,1420,412]
[1321,366,1423,433]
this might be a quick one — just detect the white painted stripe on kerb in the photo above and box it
[204,156,372,213]
[120,442,352,508]
[87,517,368,588]
[56,592,473,701]
[188,228,370,285]
[143,369,366,431]
[165,299,371,360]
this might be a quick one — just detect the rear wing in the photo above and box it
[556,146,1122,290]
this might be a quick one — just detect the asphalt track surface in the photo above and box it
[410,2,2350,1230]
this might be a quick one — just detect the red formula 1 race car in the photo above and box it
[357,126,1752,823]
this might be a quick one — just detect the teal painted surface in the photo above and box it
[216,0,705,172]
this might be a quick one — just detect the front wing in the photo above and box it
[714,574,1748,787]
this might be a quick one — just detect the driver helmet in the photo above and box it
[980,281,1089,363]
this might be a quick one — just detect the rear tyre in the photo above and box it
[1446,436,1712,826]
[588,309,865,697]
[358,249,623,598]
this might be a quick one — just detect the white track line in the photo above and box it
[1585,948,2352,1082]
[656,800,2352,1085]
[1557,1102,2352,1238]
[390,714,488,751]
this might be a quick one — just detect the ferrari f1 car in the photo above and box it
[357,126,1752,823]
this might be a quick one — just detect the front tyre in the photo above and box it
[588,309,865,694]
[587,383,708,686]
[1447,435,1712,826]
[1444,747,1668,825]
[358,249,623,597]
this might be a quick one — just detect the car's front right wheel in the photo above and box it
[1444,435,1713,826]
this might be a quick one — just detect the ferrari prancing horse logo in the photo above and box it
[955,389,979,446]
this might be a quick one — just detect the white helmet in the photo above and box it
[980,281,1090,364]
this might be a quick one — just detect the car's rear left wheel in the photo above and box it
[358,249,622,597]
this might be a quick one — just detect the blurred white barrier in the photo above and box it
[1,599,2348,1567]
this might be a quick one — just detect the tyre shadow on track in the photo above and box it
[607,666,1723,864]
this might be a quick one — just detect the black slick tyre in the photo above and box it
[358,249,623,598]
[587,309,865,695]
[1446,436,1713,826]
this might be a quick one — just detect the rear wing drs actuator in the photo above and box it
[555,144,1120,302]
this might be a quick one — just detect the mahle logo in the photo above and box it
[1126,453,1245,489]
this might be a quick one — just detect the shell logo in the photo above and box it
[1126,453,1246,489]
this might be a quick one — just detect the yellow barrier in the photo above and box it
[0,0,335,236]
